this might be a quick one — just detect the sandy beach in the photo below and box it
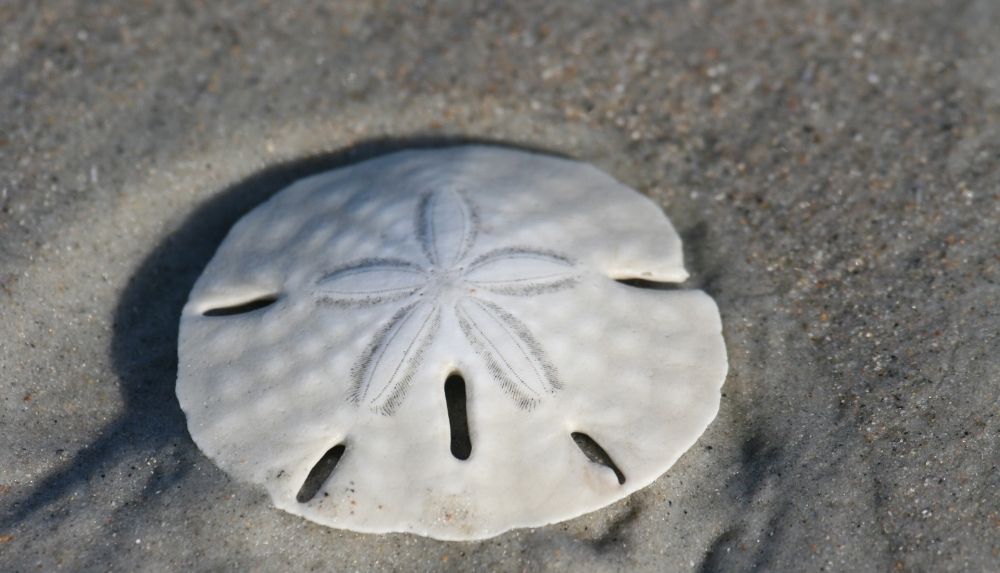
[1,1,998,571]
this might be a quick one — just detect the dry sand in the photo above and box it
[1,1,998,571]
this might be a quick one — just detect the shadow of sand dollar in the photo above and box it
[2,136,565,532]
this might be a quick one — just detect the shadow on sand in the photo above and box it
[2,136,566,530]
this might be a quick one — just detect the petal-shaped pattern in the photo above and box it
[416,187,477,268]
[455,297,561,410]
[317,258,427,307]
[349,301,441,415]
[464,247,578,295]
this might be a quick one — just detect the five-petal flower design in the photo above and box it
[316,187,579,415]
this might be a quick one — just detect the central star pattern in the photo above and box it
[316,187,580,415]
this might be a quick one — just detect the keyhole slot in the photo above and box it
[296,443,346,503]
[202,294,279,316]
[571,432,626,484]
[444,373,472,460]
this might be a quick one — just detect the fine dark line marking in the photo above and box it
[317,289,419,309]
[444,373,472,460]
[317,258,426,283]
[473,298,561,391]
[461,305,541,399]
[316,258,427,308]
[349,302,441,415]
[321,285,422,296]
[202,295,278,317]
[425,191,442,264]
[470,276,579,297]
[455,304,537,410]
[359,304,417,403]
[468,274,573,285]
[417,187,479,267]
[370,303,438,404]
[376,307,440,416]
[470,298,547,396]
[466,246,576,271]
[296,444,347,503]
[349,303,415,404]
[571,432,626,485]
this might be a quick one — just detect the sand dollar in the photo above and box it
[177,146,727,540]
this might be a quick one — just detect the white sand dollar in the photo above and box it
[176,146,728,540]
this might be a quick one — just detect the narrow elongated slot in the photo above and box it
[296,444,346,503]
[571,432,626,484]
[445,374,472,460]
[203,295,278,316]
[614,278,682,291]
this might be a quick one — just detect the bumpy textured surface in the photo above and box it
[177,147,727,539]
